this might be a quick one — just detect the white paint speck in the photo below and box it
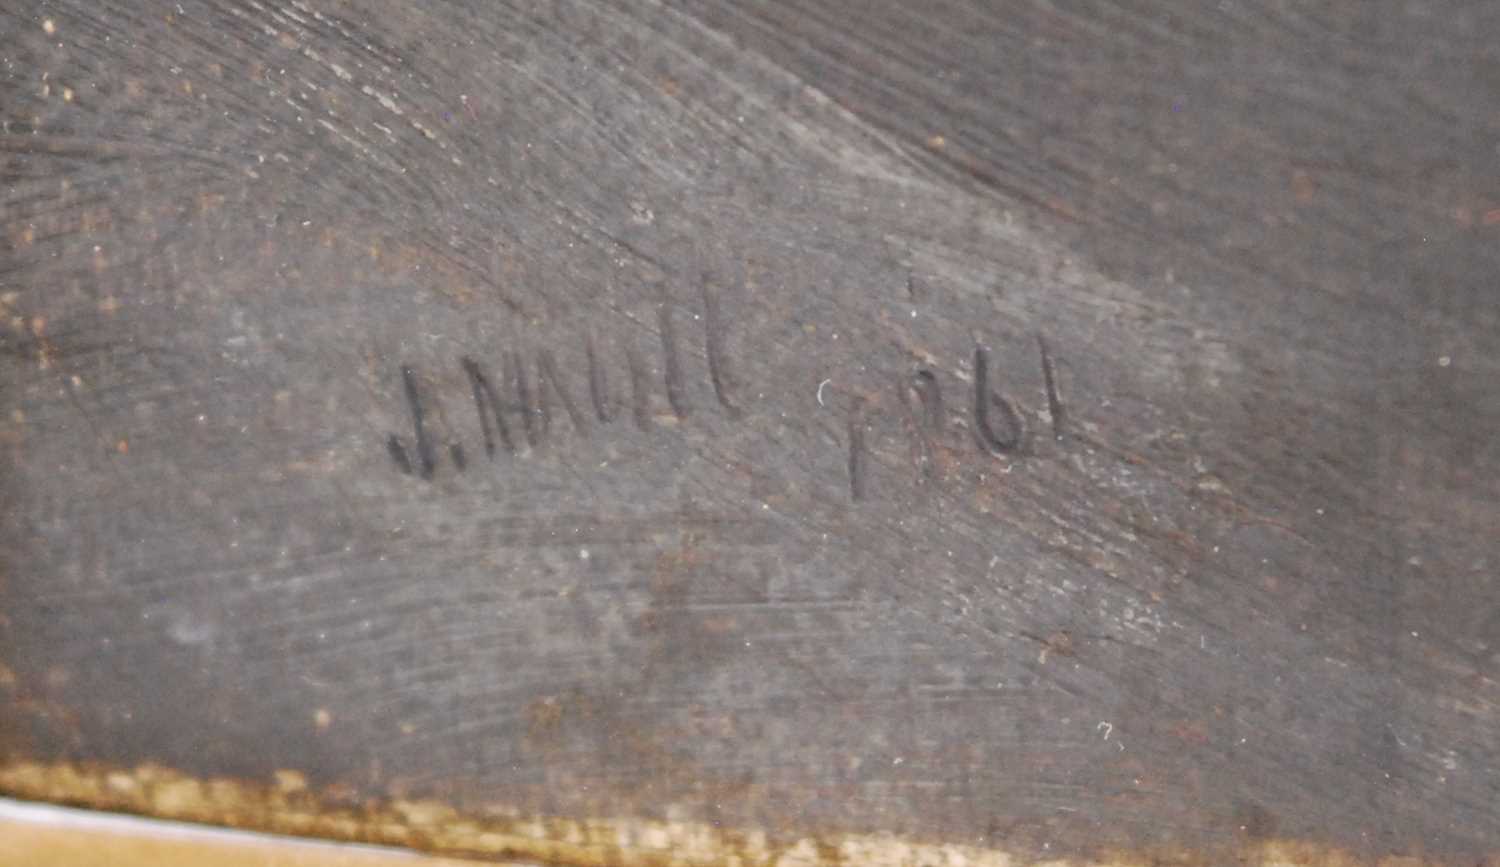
[1438,356,1451,367]
[361,85,402,115]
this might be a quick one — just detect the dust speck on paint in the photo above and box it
[42,18,56,36]
[314,708,332,730]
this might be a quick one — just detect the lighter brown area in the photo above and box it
[0,760,1490,867]
[0,801,500,867]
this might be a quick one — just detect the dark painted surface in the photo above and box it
[1,0,1497,862]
